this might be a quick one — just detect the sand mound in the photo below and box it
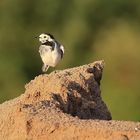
[0,60,140,140]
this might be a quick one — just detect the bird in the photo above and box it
[37,33,64,72]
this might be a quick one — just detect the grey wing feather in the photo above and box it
[60,45,64,58]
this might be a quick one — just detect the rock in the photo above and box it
[0,60,140,140]
[22,60,111,120]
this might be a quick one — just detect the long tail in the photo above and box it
[42,64,49,72]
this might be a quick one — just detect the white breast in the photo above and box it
[39,45,61,67]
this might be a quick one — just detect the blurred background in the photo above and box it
[0,0,140,121]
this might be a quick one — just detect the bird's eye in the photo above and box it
[44,36,47,38]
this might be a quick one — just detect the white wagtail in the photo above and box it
[38,33,64,72]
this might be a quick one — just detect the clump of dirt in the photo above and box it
[22,60,111,120]
[0,60,140,140]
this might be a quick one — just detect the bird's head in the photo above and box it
[38,33,55,44]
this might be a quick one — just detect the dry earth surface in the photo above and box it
[0,60,140,140]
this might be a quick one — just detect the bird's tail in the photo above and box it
[42,64,49,72]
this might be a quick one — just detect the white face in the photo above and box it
[39,33,53,43]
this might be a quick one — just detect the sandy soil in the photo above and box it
[0,60,139,140]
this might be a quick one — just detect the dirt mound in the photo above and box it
[0,60,140,140]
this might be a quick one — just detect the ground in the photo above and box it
[0,61,139,140]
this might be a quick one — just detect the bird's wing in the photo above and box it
[60,45,64,53]
[60,45,64,58]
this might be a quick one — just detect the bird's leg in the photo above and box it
[42,64,49,72]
